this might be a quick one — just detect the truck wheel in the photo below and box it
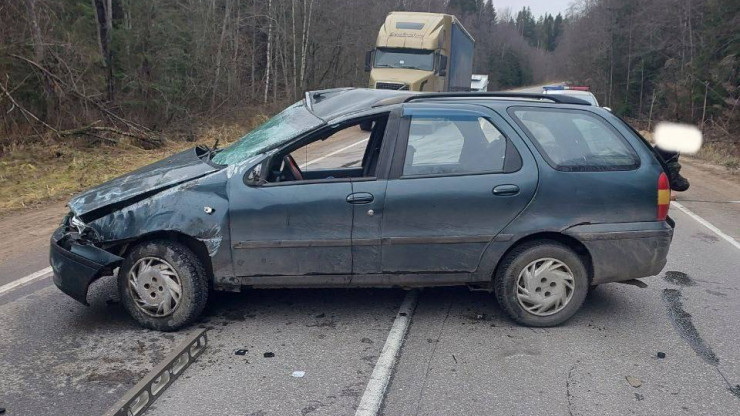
[494,241,588,327]
[118,240,208,331]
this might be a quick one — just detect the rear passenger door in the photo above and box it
[380,103,538,274]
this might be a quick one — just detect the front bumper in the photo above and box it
[50,227,123,305]
[565,218,675,284]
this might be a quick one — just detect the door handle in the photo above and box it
[346,192,374,204]
[492,184,520,196]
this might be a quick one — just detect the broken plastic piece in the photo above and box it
[657,352,666,359]
[264,352,275,358]
[235,349,248,356]
[626,375,642,388]
[292,371,305,378]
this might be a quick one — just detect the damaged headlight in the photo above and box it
[70,215,86,233]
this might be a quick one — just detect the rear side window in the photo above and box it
[510,108,639,171]
[402,116,518,176]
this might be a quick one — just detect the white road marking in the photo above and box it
[299,138,368,169]
[356,290,419,416]
[0,266,53,296]
[672,201,740,251]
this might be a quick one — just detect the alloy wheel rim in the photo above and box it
[127,257,182,318]
[515,258,575,317]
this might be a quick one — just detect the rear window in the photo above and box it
[510,108,639,171]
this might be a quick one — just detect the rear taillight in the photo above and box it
[658,172,670,220]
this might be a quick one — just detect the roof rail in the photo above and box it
[403,92,591,106]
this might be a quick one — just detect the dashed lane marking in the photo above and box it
[0,266,53,296]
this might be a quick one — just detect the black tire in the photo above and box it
[118,240,208,331]
[494,240,588,327]
[588,284,599,295]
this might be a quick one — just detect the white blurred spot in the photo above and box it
[654,122,703,154]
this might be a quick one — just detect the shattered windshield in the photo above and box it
[212,101,323,165]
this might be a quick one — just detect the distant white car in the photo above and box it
[542,88,599,106]
[471,74,489,92]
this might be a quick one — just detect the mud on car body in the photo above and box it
[51,88,676,331]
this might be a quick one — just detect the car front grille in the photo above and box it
[375,82,408,90]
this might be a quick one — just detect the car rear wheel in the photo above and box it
[494,241,588,327]
[118,240,208,331]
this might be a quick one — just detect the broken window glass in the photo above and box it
[213,101,323,166]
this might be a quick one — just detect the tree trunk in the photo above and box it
[24,0,56,121]
[292,0,297,99]
[92,0,114,102]
[264,0,273,103]
[300,0,315,90]
[212,0,231,110]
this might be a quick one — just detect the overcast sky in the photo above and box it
[493,0,573,18]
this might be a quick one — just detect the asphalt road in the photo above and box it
[1,121,739,415]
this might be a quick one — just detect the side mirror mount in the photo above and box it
[654,122,703,154]
[438,54,448,76]
[244,162,266,186]
[365,50,373,72]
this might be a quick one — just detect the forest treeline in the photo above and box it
[557,0,738,141]
[0,0,737,146]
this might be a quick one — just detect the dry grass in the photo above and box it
[639,129,740,172]
[693,141,740,171]
[0,121,254,216]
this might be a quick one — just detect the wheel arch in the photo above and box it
[111,230,215,283]
[489,232,594,285]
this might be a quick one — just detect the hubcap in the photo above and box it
[127,257,182,317]
[516,258,575,316]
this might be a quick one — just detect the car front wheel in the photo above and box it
[494,241,588,327]
[118,240,208,331]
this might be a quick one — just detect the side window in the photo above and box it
[290,124,369,171]
[511,108,639,171]
[403,116,509,176]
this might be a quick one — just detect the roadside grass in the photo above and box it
[0,122,250,216]
[639,129,739,174]
[693,141,740,171]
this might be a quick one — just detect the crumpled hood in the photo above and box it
[69,148,220,220]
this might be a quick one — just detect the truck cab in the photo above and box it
[365,12,474,92]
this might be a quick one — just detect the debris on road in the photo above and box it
[263,352,275,358]
[626,375,642,388]
[0,406,6,414]
[657,352,666,359]
[291,371,305,378]
[234,349,248,356]
[361,337,373,344]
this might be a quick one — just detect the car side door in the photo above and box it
[380,103,538,274]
